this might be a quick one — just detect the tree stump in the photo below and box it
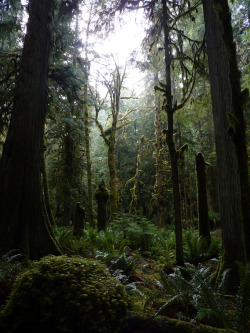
[73,202,85,236]
[95,180,110,231]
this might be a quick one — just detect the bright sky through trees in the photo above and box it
[94,11,145,64]
[87,10,146,96]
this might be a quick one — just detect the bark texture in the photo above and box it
[0,0,61,259]
[202,0,246,275]
[154,73,165,227]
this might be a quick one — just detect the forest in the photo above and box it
[0,0,249,332]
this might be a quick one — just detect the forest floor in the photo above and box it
[0,224,246,332]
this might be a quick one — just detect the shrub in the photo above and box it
[0,255,128,333]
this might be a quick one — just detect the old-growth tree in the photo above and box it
[202,0,248,282]
[0,0,61,258]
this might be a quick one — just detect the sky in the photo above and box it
[94,11,145,64]
[88,10,146,96]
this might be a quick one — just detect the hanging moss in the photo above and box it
[0,255,128,333]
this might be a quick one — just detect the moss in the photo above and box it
[0,255,128,333]
[125,312,237,333]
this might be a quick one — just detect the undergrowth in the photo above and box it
[2,214,248,332]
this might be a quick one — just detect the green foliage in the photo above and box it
[0,250,24,280]
[151,262,250,331]
[0,255,128,333]
[154,264,230,327]
[183,228,222,264]
[96,250,134,280]
[111,214,159,253]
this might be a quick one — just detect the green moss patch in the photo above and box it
[0,255,128,333]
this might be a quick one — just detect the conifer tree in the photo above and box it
[0,0,61,259]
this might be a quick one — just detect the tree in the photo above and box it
[93,62,133,215]
[202,0,247,284]
[46,2,86,226]
[0,0,24,150]
[127,135,144,214]
[0,0,61,259]
[154,73,167,227]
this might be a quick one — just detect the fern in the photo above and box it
[183,228,222,264]
[154,264,233,329]
[0,250,24,280]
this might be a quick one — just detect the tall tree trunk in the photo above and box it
[220,1,250,261]
[83,73,94,226]
[62,125,74,226]
[202,0,246,282]
[0,0,61,259]
[154,73,165,227]
[162,0,184,266]
[108,129,117,215]
[83,9,94,227]
[129,136,144,214]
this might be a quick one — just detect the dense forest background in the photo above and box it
[0,0,249,332]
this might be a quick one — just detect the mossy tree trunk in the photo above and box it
[128,135,144,214]
[162,0,184,266]
[94,64,128,216]
[108,126,118,215]
[154,73,166,228]
[196,153,211,246]
[82,7,94,227]
[0,0,61,259]
[84,76,94,226]
[202,0,246,284]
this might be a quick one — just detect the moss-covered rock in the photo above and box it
[0,255,128,333]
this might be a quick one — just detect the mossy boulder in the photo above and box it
[0,255,128,333]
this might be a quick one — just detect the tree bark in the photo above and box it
[108,127,118,214]
[0,0,61,259]
[154,73,165,228]
[202,0,246,280]
[218,0,250,261]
